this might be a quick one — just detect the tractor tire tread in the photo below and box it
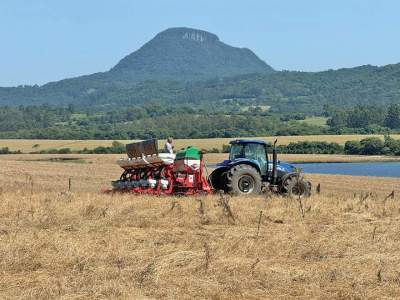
[284,177,311,198]
[226,164,262,196]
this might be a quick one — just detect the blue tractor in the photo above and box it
[209,139,311,197]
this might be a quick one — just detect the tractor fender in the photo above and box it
[225,160,261,173]
[208,166,229,191]
[208,166,229,181]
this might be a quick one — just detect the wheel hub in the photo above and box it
[238,175,255,193]
[292,183,305,196]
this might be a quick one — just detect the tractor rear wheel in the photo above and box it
[226,165,262,196]
[283,176,311,198]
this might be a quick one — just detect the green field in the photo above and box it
[301,116,328,127]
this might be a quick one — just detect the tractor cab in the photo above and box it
[228,140,269,176]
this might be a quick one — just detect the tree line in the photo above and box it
[325,104,400,133]
[0,104,325,139]
[2,102,400,140]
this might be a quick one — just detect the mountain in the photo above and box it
[109,27,274,81]
[0,27,274,106]
[0,27,399,114]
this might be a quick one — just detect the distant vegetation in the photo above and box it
[325,104,400,134]
[1,27,400,140]
[344,136,400,156]
[2,64,400,115]
[0,147,21,155]
[0,104,328,139]
[31,141,126,155]
[1,103,400,140]
[274,136,400,156]
[276,141,344,155]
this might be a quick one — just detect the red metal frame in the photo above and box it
[107,154,212,196]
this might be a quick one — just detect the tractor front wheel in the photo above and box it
[283,176,311,198]
[227,165,262,196]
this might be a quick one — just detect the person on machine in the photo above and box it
[164,137,174,154]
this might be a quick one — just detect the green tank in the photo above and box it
[175,146,201,160]
[174,146,201,171]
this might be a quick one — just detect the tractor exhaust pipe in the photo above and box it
[272,139,278,185]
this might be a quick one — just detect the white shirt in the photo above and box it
[164,142,173,154]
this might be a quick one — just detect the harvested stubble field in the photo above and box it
[1,154,400,299]
[2,134,400,152]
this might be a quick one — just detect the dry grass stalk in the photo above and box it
[250,258,260,275]
[169,200,181,212]
[372,226,377,241]
[256,211,263,237]
[216,192,235,223]
[203,242,210,270]
[377,266,383,283]
[196,197,205,215]
[298,198,305,219]
[138,261,155,287]
[384,190,395,202]
[358,192,370,205]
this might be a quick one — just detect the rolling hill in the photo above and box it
[0,27,399,114]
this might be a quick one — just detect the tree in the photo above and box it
[385,104,400,129]
[384,135,400,155]
[67,104,75,114]
[360,137,384,155]
[344,141,362,154]
[327,110,347,128]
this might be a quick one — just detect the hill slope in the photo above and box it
[1,62,400,114]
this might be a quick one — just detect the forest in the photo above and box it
[1,63,400,115]
[0,103,400,140]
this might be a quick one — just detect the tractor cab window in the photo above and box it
[229,144,244,160]
[244,143,265,160]
[244,143,268,174]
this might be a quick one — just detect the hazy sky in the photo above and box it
[1,0,399,86]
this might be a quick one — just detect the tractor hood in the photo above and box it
[216,158,262,170]
[268,161,298,173]
[216,159,298,174]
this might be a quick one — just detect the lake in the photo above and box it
[293,162,400,178]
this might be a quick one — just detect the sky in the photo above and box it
[0,0,399,86]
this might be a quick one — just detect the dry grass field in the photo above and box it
[1,154,400,299]
[2,134,400,152]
